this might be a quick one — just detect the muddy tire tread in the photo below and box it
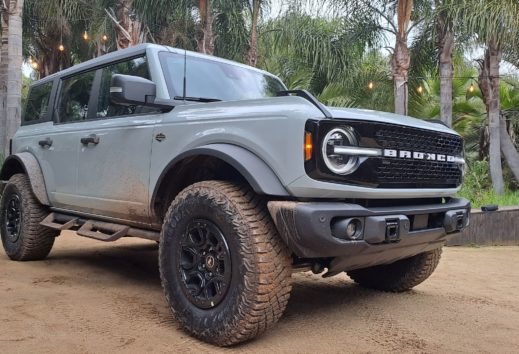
[159,180,292,346]
[1,174,57,261]
[347,248,442,292]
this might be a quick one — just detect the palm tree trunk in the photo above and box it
[3,0,23,157]
[0,4,9,156]
[245,0,261,67]
[500,115,519,182]
[480,39,505,194]
[197,0,214,55]
[437,20,454,127]
[391,0,412,116]
[113,0,144,50]
[391,37,410,116]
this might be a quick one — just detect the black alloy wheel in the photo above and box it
[178,219,232,309]
[4,194,22,243]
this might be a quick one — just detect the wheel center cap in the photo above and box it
[205,255,216,270]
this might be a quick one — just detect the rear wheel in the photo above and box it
[347,248,442,292]
[0,174,58,261]
[159,181,292,346]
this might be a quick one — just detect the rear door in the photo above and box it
[74,56,162,225]
[19,71,98,211]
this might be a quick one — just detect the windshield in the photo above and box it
[159,52,286,102]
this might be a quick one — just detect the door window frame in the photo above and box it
[52,54,161,125]
[22,78,58,126]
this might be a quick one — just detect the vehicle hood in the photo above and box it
[327,107,458,135]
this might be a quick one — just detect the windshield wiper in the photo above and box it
[174,96,222,102]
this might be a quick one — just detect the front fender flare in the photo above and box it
[152,144,290,204]
[0,153,50,205]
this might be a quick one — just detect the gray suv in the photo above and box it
[0,44,470,346]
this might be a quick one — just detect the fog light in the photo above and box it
[331,218,364,240]
[345,220,358,238]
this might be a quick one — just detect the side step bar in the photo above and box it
[40,212,160,242]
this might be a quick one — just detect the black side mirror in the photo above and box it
[110,74,174,109]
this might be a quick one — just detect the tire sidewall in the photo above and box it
[160,188,253,342]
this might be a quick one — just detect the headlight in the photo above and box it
[321,127,360,175]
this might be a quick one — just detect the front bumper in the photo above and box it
[267,198,470,275]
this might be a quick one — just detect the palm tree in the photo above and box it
[329,0,429,115]
[0,0,24,157]
[434,0,455,127]
[451,0,519,194]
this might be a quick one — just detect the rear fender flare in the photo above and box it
[0,153,50,205]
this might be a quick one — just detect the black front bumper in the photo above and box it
[267,198,470,275]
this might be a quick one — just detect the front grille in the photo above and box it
[376,158,462,188]
[375,126,464,156]
[306,119,464,189]
[373,125,463,187]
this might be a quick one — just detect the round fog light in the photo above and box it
[346,219,363,240]
[346,221,357,238]
[331,218,364,240]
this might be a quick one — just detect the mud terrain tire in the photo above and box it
[0,174,57,261]
[347,248,442,292]
[159,181,292,346]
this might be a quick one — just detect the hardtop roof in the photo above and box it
[31,43,278,86]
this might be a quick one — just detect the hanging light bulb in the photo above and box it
[101,34,108,42]
[368,81,374,90]
[469,83,475,93]
[417,85,424,94]
[83,31,89,41]
[58,44,65,52]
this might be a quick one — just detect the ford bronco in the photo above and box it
[0,44,470,346]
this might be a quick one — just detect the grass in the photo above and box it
[457,189,519,209]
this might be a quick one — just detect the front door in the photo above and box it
[74,56,162,225]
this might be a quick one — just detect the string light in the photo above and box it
[101,34,108,42]
[417,85,424,94]
[83,31,89,40]
[31,61,38,70]
[28,57,33,64]
[58,44,65,52]
[469,83,475,93]
[368,81,374,90]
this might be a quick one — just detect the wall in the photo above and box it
[447,206,519,246]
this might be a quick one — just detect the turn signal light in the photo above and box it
[305,132,313,161]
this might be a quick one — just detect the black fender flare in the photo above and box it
[151,144,290,207]
[0,153,50,205]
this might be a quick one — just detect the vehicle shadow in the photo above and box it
[40,239,425,347]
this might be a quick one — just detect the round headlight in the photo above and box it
[321,127,359,175]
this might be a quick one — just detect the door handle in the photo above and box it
[38,137,53,148]
[81,134,100,146]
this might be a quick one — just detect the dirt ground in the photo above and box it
[1,232,518,354]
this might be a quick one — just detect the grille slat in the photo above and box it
[374,126,463,187]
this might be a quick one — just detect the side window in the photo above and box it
[58,71,95,123]
[24,81,53,123]
[96,56,159,118]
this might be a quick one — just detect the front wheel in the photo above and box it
[159,181,292,346]
[347,248,442,292]
[0,174,58,261]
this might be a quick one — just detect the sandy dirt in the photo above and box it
[1,231,518,354]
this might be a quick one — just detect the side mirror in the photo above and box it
[110,74,174,109]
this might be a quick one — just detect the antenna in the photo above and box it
[182,2,188,101]
[183,48,187,101]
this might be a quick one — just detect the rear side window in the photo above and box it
[24,81,53,123]
[96,56,159,118]
[58,71,95,123]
